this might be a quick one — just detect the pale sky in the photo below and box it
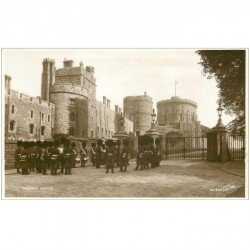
[2,49,234,128]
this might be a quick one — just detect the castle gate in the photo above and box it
[165,136,207,160]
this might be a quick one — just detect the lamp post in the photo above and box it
[119,112,125,132]
[216,101,225,128]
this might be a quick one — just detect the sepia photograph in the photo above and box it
[2,49,247,199]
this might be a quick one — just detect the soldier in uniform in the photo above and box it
[115,140,122,171]
[96,139,102,169]
[50,140,60,175]
[63,139,73,175]
[143,136,150,170]
[42,141,50,175]
[148,137,155,169]
[15,140,22,173]
[29,141,37,172]
[90,143,97,167]
[155,138,162,167]
[105,140,115,173]
[58,138,65,174]
[80,141,88,168]
[135,138,144,171]
[101,142,107,166]
[71,143,77,168]
[36,141,43,173]
[20,141,30,175]
[121,139,130,172]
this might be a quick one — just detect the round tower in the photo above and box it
[50,83,88,136]
[123,92,153,136]
[157,96,198,125]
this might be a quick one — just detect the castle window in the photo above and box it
[41,126,45,136]
[11,105,15,114]
[31,110,33,118]
[48,115,50,122]
[97,126,100,136]
[9,120,15,131]
[70,98,75,106]
[82,129,85,137]
[69,127,75,136]
[41,113,44,121]
[29,124,34,134]
[105,129,107,136]
[70,112,75,122]
[91,130,94,137]
[108,130,110,137]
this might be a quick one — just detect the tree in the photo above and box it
[196,50,246,133]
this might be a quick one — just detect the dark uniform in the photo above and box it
[41,141,50,175]
[20,142,30,175]
[105,140,115,173]
[115,140,122,171]
[121,139,130,172]
[80,141,88,168]
[90,143,97,167]
[36,141,43,173]
[29,142,37,172]
[96,140,102,169]
[71,143,77,168]
[155,138,162,167]
[14,141,22,173]
[135,137,144,171]
[50,141,60,175]
[63,140,73,175]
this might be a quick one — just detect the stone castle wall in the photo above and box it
[5,89,55,141]
[124,92,153,135]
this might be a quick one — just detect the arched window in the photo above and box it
[29,124,34,134]
[48,115,50,122]
[97,126,100,136]
[70,112,75,122]
[11,105,15,114]
[69,127,75,136]
[91,130,94,138]
[31,110,33,118]
[9,120,15,131]
[41,113,44,121]
[41,126,45,136]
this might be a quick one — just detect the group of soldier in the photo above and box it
[14,139,78,175]
[14,136,163,175]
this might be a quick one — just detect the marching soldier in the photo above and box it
[155,138,162,167]
[59,138,66,174]
[105,140,115,173]
[36,141,43,173]
[50,140,60,175]
[80,141,88,168]
[135,138,144,171]
[15,140,22,173]
[115,140,122,170]
[63,139,73,175]
[101,142,107,166]
[121,139,130,172]
[96,139,102,169]
[90,143,97,167]
[29,141,37,172]
[71,143,77,168]
[20,141,30,175]
[42,141,50,175]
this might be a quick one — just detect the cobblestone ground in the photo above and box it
[4,160,245,198]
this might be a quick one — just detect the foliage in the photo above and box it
[196,50,246,133]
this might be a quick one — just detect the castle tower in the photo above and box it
[123,92,153,136]
[41,58,55,102]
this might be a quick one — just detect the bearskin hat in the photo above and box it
[91,142,96,147]
[123,139,129,146]
[155,137,161,145]
[53,140,60,147]
[106,140,114,147]
[82,140,87,147]
[17,140,22,146]
[36,140,42,147]
[97,139,103,146]
[116,140,121,146]
[71,142,76,148]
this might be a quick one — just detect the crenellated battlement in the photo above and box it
[8,89,55,108]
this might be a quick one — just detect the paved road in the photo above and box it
[4,160,245,198]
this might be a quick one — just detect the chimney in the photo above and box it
[103,96,107,105]
[63,59,74,68]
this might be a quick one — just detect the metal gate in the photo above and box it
[228,134,245,159]
[165,136,207,160]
